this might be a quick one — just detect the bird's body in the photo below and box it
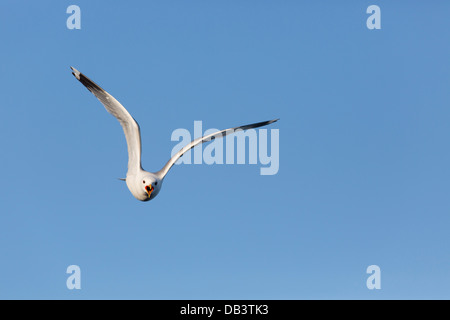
[126,171,162,202]
[71,67,278,202]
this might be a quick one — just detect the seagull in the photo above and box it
[70,67,278,202]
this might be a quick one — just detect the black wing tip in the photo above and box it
[70,67,104,93]
[234,118,279,132]
[254,118,280,128]
[259,118,279,126]
[70,66,81,80]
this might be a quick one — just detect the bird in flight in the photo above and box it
[71,67,278,202]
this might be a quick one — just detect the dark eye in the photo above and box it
[143,180,145,184]
[155,182,158,186]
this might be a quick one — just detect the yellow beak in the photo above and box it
[146,185,154,198]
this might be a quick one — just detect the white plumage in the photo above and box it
[71,67,278,201]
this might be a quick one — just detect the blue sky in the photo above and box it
[0,1,449,299]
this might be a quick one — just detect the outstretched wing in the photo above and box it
[157,119,279,179]
[71,67,142,175]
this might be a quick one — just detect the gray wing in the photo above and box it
[157,119,279,179]
[71,67,142,175]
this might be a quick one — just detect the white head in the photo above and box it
[126,172,162,201]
